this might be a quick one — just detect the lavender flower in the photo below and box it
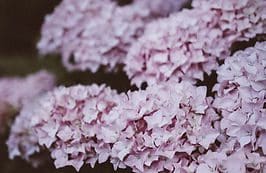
[125,0,266,87]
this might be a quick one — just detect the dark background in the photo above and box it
[0,0,132,172]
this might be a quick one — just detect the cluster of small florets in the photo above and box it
[210,41,266,172]
[0,70,55,109]
[38,0,188,72]
[7,84,119,167]
[0,70,55,134]
[125,0,266,86]
[38,0,266,87]
[7,42,266,172]
[187,41,266,173]
[195,146,266,173]
[7,81,221,172]
[4,0,266,173]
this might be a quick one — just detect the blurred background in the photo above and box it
[0,0,132,172]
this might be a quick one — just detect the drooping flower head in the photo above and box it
[125,0,266,87]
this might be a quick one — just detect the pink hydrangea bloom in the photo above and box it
[108,81,219,172]
[196,142,266,173]
[6,100,43,161]
[7,81,220,172]
[125,0,266,87]
[0,70,55,109]
[212,42,266,170]
[37,0,187,73]
[7,84,120,170]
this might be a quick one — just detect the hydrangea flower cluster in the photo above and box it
[4,0,266,173]
[7,81,221,172]
[0,70,55,134]
[187,41,266,173]
[211,41,266,169]
[0,70,55,110]
[125,0,266,86]
[196,146,266,173]
[38,0,188,72]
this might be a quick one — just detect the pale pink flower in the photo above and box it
[108,81,219,172]
[0,70,55,134]
[125,0,266,87]
[7,81,219,172]
[7,84,120,171]
[0,70,55,109]
[2,70,54,158]
[38,0,187,73]
[213,41,266,149]
[6,100,42,161]
[196,144,266,173]
[212,42,266,171]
